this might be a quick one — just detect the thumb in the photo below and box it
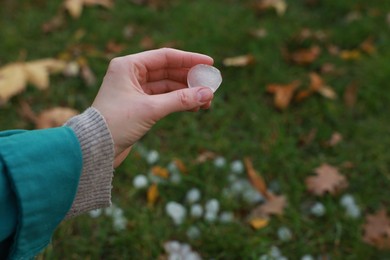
[152,87,213,118]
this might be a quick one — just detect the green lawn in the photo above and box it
[1,0,390,259]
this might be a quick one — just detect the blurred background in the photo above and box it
[1,0,390,259]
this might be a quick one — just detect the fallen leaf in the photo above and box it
[172,158,187,173]
[249,192,287,218]
[244,157,270,199]
[42,12,66,33]
[254,0,287,16]
[266,80,300,110]
[249,217,269,230]
[139,36,156,50]
[340,49,361,61]
[360,37,376,54]
[309,72,337,100]
[0,59,66,104]
[147,183,159,206]
[151,166,170,179]
[194,150,217,164]
[325,132,343,147]
[298,128,317,147]
[64,0,113,19]
[35,107,79,129]
[344,82,358,108]
[305,163,348,196]
[363,209,390,249]
[285,45,321,65]
[106,40,126,54]
[222,54,255,67]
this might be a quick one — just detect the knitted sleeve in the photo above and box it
[64,107,115,218]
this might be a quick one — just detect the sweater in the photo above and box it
[0,108,114,259]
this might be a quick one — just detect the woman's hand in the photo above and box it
[92,48,215,167]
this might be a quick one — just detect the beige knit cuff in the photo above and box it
[64,107,115,218]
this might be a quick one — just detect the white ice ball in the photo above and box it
[205,199,220,214]
[310,202,326,217]
[166,201,187,225]
[186,188,201,204]
[187,64,222,92]
[190,204,203,218]
[230,160,245,174]
[133,174,148,189]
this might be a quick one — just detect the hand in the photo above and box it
[92,48,215,167]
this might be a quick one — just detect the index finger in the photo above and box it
[128,48,214,71]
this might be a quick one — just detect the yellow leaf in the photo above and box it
[147,183,159,206]
[64,0,83,18]
[35,107,79,129]
[340,50,361,60]
[244,157,269,199]
[0,63,27,104]
[151,166,169,179]
[223,54,255,67]
[266,80,300,110]
[249,218,269,230]
[255,0,287,16]
[25,59,66,90]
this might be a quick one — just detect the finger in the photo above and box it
[147,68,189,83]
[151,87,214,118]
[143,80,187,94]
[130,48,214,71]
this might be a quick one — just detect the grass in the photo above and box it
[1,0,390,259]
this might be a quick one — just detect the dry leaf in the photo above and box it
[195,150,217,164]
[254,0,287,16]
[305,163,348,196]
[0,63,27,104]
[64,0,113,19]
[363,209,390,249]
[326,132,343,147]
[250,192,287,218]
[340,50,361,60]
[309,72,337,100]
[249,217,269,230]
[147,183,159,206]
[360,37,376,54]
[222,54,255,67]
[151,166,170,179]
[172,158,187,173]
[344,82,358,108]
[35,107,79,129]
[298,128,317,147]
[244,157,270,199]
[42,12,66,33]
[286,45,321,65]
[106,40,126,54]
[140,36,156,50]
[0,59,66,104]
[266,80,300,110]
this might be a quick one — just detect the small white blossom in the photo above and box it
[186,188,201,204]
[219,211,234,223]
[310,202,326,217]
[190,204,203,218]
[88,208,102,218]
[146,150,159,164]
[133,174,148,189]
[230,160,244,174]
[214,156,226,168]
[205,199,220,214]
[277,226,293,241]
[166,201,187,225]
[186,226,201,240]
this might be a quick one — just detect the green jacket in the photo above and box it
[0,127,82,259]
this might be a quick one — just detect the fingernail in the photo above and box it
[197,88,213,103]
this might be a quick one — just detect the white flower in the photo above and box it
[190,204,203,218]
[230,160,244,174]
[166,201,187,225]
[219,211,234,223]
[310,202,326,217]
[214,156,226,168]
[277,226,293,241]
[301,255,315,260]
[146,150,159,164]
[205,199,220,214]
[186,226,201,240]
[133,174,148,189]
[186,188,201,204]
[88,208,102,218]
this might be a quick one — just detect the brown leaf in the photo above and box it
[325,132,343,147]
[0,63,27,104]
[266,80,300,110]
[249,192,287,218]
[298,128,317,147]
[305,163,348,196]
[35,107,79,129]
[194,150,217,164]
[151,166,169,179]
[106,40,126,54]
[64,0,113,19]
[222,54,255,67]
[147,183,159,206]
[42,12,66,33]
[249,217,269,230]
[254,0,287,16]
[139,36,156,50]
[360,37,376,54]
[344,82,358,108]
[309,72,337,100]
[286,45,321,65]
[244,157,269,199]
[363,209,390,249]
[172,158,187,174]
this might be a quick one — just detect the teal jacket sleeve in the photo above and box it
[0,127,82,259]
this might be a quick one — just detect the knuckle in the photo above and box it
[177,90,191,108]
